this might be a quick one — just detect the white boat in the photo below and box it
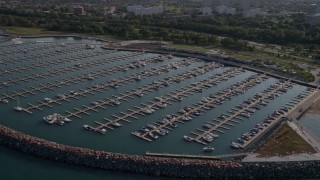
[111,99,121,105]
[44,98,53,102]
[86,44,95,49]
[86,74,94,80]
[111,121,122,127]
[14,97,23,112]
[1,99,9,104]
[157,102,167,108]
[63,117,72,122]
[203,146,215,152]
[203,134,214,142]
[43,115,55,124]
[142,107,154,114]
[56,94,66,99]
[91,101,99,105]
[231,142,241,149]
[96,128,107,135]
[135,75,141,81]
[55,120,65,126]
[183,135,193,142]
[83,125,95,131]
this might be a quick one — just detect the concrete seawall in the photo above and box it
[0,125,320,179]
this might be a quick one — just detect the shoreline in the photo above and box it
[0,125,320,179]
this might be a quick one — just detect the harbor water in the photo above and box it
[0,36,312,178]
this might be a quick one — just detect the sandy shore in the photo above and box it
[305,97,320,115]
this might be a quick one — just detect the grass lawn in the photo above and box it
[6,27,62,35]
[255,124,316,157]
[166,44,211,53]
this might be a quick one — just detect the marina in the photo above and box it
[0,36,318,157]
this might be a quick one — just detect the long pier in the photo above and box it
[130,73,268,142]
[89,67,244,134]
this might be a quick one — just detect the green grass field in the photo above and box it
[6,27,62,35]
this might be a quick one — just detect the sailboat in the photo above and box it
[14,96,23,112]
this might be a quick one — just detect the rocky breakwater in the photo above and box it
[0,125,320,179]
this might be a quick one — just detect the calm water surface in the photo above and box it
[0,37,310,179]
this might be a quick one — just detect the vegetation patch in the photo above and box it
[255,124,316,157]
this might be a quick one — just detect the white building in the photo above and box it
[127,5,164,16]
[198,7,212,15]
[215,5,236,15]
[306,13,320,26]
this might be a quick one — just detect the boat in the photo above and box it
[86,44,95,49]
[142,107,154,114]
[148,132,159,139]
[111,99,121,105]
[173,95,183,101]
[140,127,150,133]
[202,134,214,142]
[44,98,53,103]
[83,125,95,131]
[146,124,157,129]
[157,102,167,108]
[86,74,94,80]
[96,128,107,135]
[231,142,241,149]
[43,115,55,124]
[154,97,163,101]
[202,123,212,129]
[155,128,168,136]
[63,117,72,122]
[111,121,122,127]
[0,99,9,104]
[70,90,78,95]
[183,135,193,142]
[91,101,99,105]
[135,75,141,81]
[56,94,66,99]
[55,119,65,126]
[14,97,23,112]
[203,146,215,152]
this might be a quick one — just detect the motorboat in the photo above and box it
[183,135,193,142]
[203,146,215,152]
[83,125,95,131]
[56,94,66,99]
[231,142,241,149]
[97,128,107,135]
[44,98,53,103]
[111,121,122,127]
[91,101,99,106]
[0,99,9,104]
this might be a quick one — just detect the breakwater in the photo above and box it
[0,125,320,179]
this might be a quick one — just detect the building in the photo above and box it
[126,5,164,16]
[215,5,236,15]
[198,7,212,15]
[73,6,85,15]
[306,13,320,26]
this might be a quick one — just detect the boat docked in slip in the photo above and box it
[155,128,168,136]
[156,102,167,108]
[142,107,154,114]
[91,101,99,106]
[111,99,121,105]
[183,135,193,142]
[43,115,55,124]
[146,124,157,129]
[83,125,95,131]
[148,132,159,139]
[202,122,213,129]
[111,121,122,127]
[70,90,78,95]
[135,75,142,81]
[231,141,241,149]
[173,95,183,101]
[203,146,215,152]
[44,98,53,103]
[154,97,163,101]
[1,98,9,104]
[96,128,107,135]
[86,74,95,80]
[134,91,144,97]
[203,134,214,142]
[56,94,66,99]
